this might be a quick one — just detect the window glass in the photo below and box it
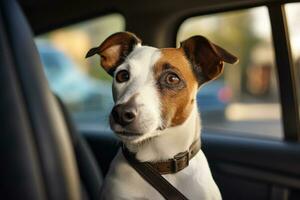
[177,7,283,139]
[285,3,300,119]
[35,14,125,130]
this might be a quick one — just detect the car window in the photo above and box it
[177,6,283,139]
[285,3,300,119]
[35,14,125,131]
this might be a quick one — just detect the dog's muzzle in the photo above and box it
[110,94,159,138]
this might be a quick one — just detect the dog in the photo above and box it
[86,32,238,200]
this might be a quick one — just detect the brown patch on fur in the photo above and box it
[85,32,141,75]
[154,48,198,127]
[100,45,122,72]
[180,35,238,84]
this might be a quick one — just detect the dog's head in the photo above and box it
[86,32,238,143]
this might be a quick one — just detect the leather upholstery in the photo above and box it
[0,2,45,199]
[0,0,98,199]
[56,96,103,200]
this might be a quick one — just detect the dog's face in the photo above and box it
[86,32,238,143]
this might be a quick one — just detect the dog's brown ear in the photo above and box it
[180,35,238,84]
[85,32,141,76]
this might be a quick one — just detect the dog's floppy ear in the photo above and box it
[85,32,141,76]
[180,35,238,84]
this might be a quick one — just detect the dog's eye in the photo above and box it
[165,73,180,85]
[116,70,130,83]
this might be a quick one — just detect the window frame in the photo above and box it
[175,0,300,142]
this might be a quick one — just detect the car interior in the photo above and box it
[1,0,300,199]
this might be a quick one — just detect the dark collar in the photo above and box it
[122,139,200,174]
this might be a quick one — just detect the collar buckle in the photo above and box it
[172,151,189,172]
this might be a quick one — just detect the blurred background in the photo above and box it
[35,3,300,139]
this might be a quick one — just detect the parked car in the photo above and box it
[197,80,231,121]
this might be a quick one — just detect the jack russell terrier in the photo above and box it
[86,32,238,200]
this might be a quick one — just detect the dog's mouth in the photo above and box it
[115,125,167,141]
[109,111,166,143]
[114,127,165,137]
[115,131,144,143]
[116,131,141,137]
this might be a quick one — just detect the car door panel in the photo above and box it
[202,133,300,200]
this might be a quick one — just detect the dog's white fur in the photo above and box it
[100,45,221,200]
[112,46,163,142]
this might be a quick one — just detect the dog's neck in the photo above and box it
[125,103,200,162]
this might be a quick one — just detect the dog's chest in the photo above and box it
[100,149,221,200]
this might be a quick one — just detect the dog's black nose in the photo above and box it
[111,104,137,126]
